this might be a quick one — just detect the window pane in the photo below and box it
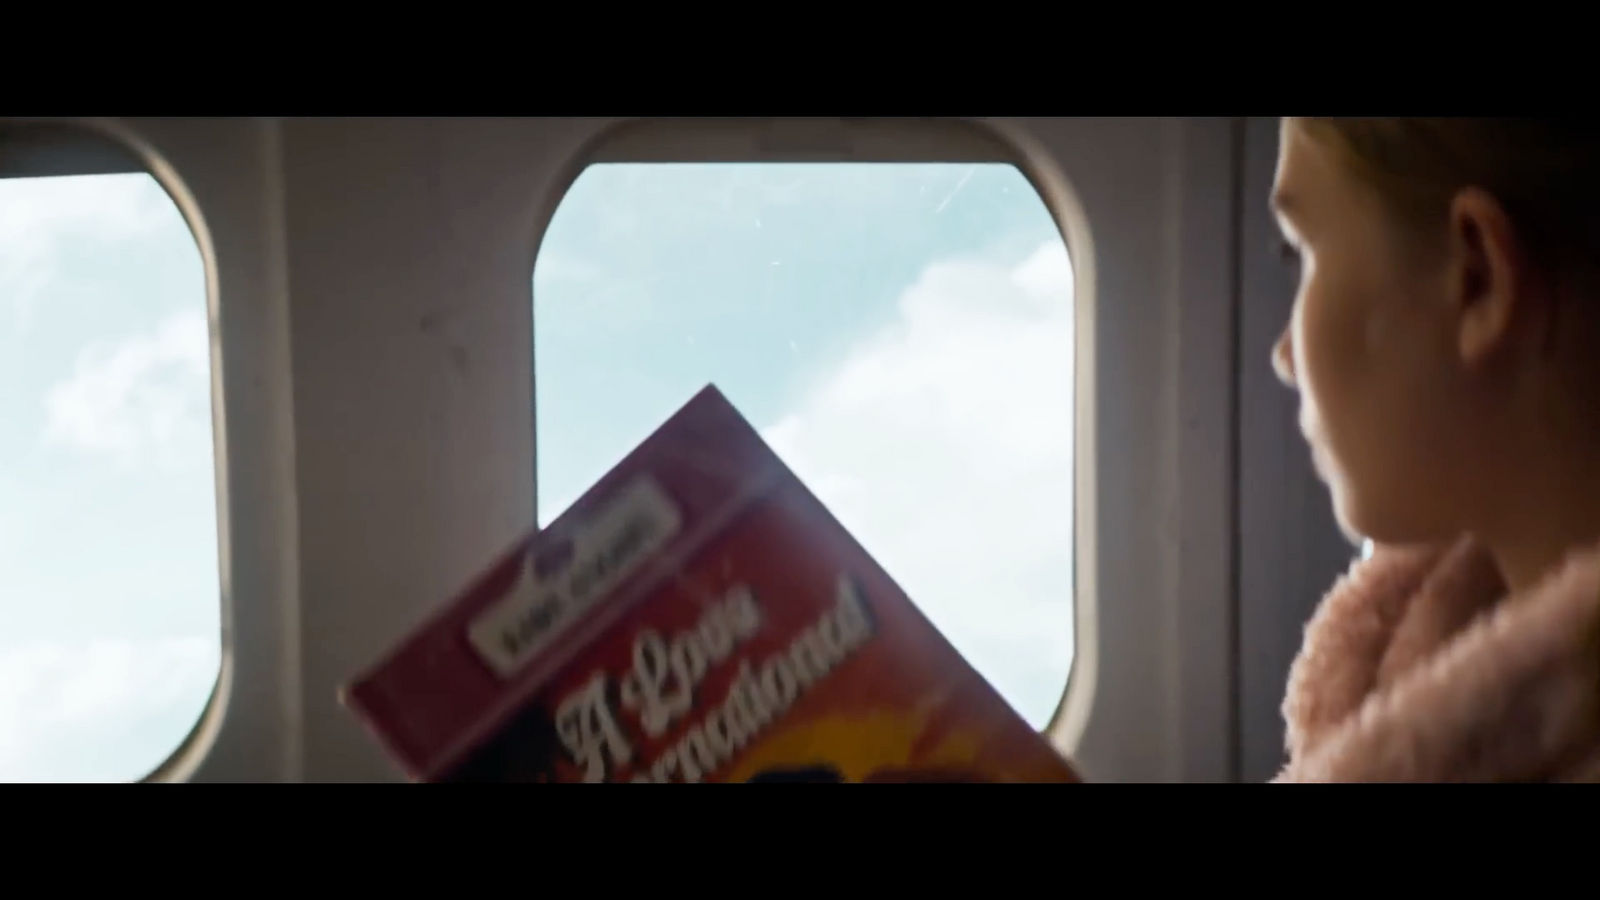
[533,163,1074,729]
[0,171,221,781]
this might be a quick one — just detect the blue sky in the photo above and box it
[0,161,1075,782]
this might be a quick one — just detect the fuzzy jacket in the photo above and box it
[1274,536,1600,782]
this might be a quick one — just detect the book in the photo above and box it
[341,384,1081,783]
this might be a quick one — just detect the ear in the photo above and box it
[1446,188,1525,366]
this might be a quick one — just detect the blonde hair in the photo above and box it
[1292,118,1600,284]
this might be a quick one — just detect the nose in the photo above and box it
[1272,326,1297,388]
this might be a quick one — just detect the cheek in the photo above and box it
[1293,276,1370,433]
[1295,254,1438,498]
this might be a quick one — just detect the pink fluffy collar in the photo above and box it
[1276,536,1600,782]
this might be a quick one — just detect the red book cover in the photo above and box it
[341,385,1081,783]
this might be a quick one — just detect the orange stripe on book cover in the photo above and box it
[341,385,1080,783]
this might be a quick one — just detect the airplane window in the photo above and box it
[533,163,1075,729]
[0,172,220,781]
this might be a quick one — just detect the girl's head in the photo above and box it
[1272,118,1600,574]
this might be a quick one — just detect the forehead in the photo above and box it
[1272,123,1308,212]
[1271,121,1339,227]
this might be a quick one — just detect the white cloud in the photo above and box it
[533,252,604,287]
[0,173,174,324]
[761,240,1076,729]
[42,309,213,468]
[0,637,218,782]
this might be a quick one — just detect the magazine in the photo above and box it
[341,385,1080,783]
